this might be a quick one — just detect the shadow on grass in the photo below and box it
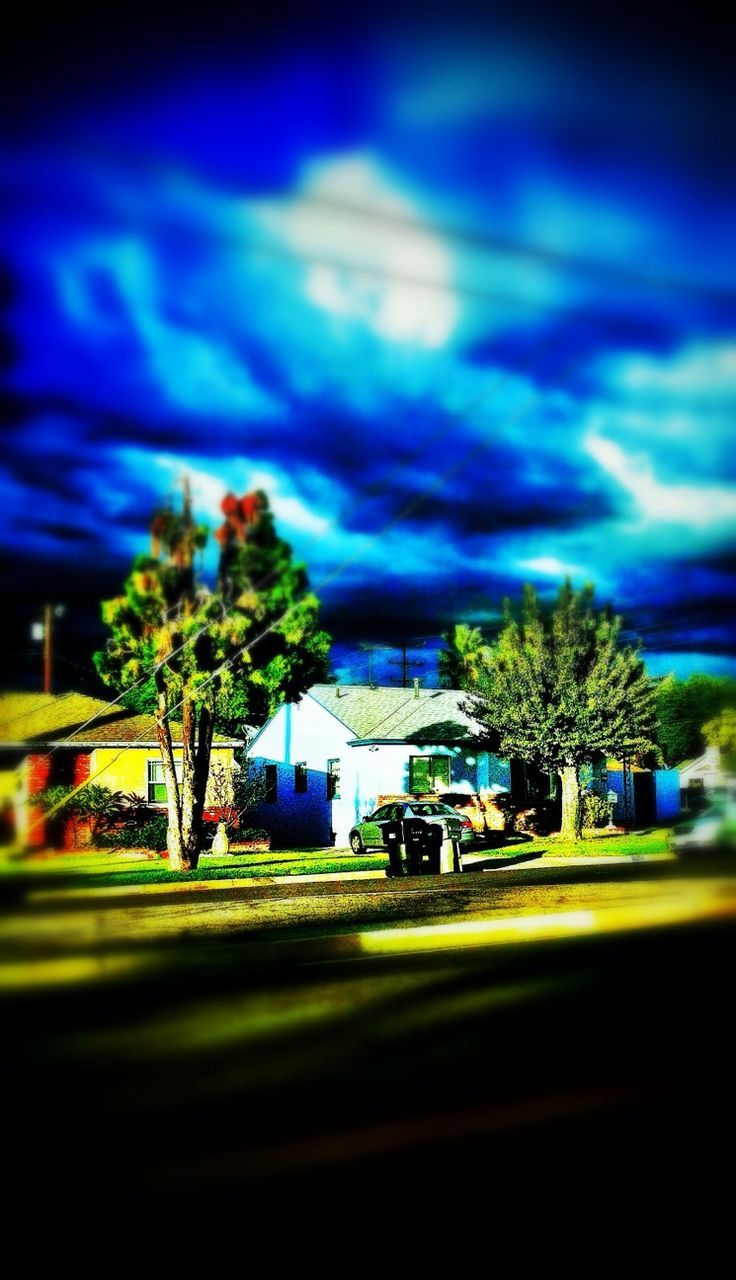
[462,849,542,871]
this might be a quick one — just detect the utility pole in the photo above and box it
[43,604,52,694]
[359,642,385,687]
[31,604,65,693]
[388,641,425,689]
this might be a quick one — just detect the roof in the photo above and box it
[307,684,481,743]
[0,693,241,747]
[677,746,721,773]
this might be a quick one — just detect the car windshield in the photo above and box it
[409,803,447,816]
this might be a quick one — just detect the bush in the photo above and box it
[99,815,169,851]
[582,793,610,829]
[227,828,269,853]
[513,799,558,835]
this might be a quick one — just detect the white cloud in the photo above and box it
[610,341,736,398]
[250,154,459,349]
[584,434,736,529]
[519,555,587,579]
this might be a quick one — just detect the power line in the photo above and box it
[26,341,562,835]
[296,192,736,308]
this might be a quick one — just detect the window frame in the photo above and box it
[294,762,308,793]
[409,754,451,793]
[146,757,182,806]
[264,764,278,804]
[327,758,341,800]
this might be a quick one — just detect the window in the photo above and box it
[371,805,393,820]
[147,758,182,804]
[409,755,451,793]
[295,762,308,793]
[265,764,278,803]
[327,758,341,800]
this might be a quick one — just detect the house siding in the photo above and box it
[246,693,503,846]
[89,745,237,807]
[246,759,331,848]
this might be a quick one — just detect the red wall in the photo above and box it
[27,751,92,849]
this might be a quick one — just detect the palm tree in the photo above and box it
[439,624,492,689]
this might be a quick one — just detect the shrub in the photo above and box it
[99,815,169,851]
[582,793,610,829]
[227,828,269,853]
[513,799,558,835]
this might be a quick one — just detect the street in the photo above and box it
[2,857,735,1208]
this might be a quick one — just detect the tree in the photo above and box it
[94,484,330,870]
[438,624,491,689]
[703,707,736,771]
[464,582,656,840]
[206,752,268,837]
[655,673,736,766]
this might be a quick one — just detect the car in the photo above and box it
[669,798,736,857]
[348,800,474,854]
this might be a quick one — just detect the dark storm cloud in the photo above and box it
[1,3,735,684]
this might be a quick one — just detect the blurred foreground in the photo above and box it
[1,856,735,1213]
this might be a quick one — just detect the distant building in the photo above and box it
[678,746,730,811]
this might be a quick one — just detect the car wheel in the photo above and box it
[350,832,364,854]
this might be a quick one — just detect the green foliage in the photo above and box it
[33,783,128,843]
[466,581,656,772]
[703,706,736,750]
[703,707,736,770]
[99,814,169,851]
[582,793,611,829]
[93,485,330,870]
[95,493,330,734]
[439,624,492,689]
[656,674,736,765]
[33,783,79,815]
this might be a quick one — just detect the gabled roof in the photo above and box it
[0,692,240,747]
[307,684,481,743]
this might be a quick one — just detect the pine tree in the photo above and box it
[94,484,330,870]
[465,582,656,839]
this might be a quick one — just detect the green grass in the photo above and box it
[0,827,673,890]
[510,828,672,859]
[0,846,389,888]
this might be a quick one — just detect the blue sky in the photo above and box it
[1,6,735,687]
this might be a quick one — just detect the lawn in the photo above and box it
[0,827,672,889]
[0,846,389,888]
[506,828,672,860]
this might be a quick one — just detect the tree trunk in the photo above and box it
[179,699,198,870]
[155,688,189,871]
[559,764,582,841]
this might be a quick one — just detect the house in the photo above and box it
[0,692,243,849]
[678,746,731,811]
[245,682,514,847]
[596,758,681,826]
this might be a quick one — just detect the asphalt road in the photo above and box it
[3,858,735,1215]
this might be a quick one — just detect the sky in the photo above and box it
[1,4,735,689]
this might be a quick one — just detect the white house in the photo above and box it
[246,683,511,847]
[678,746,730,809]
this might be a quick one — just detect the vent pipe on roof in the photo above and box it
[336,685,341,698]
[413,677,420,698]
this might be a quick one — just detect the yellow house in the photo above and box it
[0,692,243,849]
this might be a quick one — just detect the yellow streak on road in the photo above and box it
[358,889,736,954]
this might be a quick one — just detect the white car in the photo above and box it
[349,801,472,854]
[669,799,736,856]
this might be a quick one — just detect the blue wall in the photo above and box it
[654,769,681,822]
[247,758,332,848]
